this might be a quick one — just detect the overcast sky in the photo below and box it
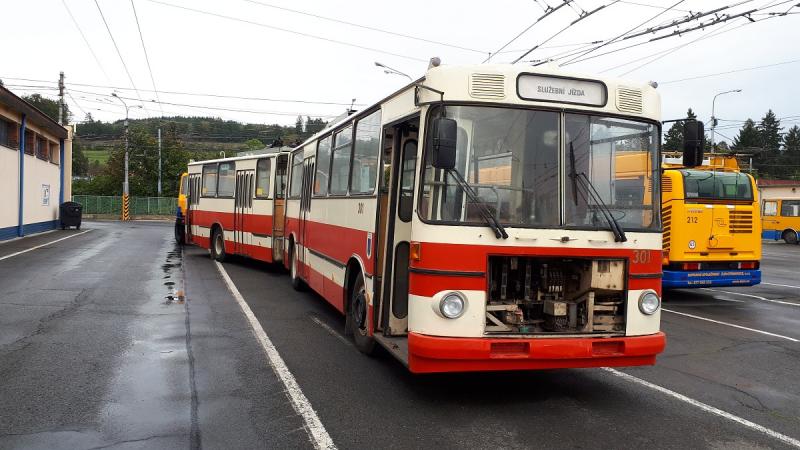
[2,0,799,144]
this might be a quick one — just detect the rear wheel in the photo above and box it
[289,243,303,290]
[347,271,375,355]
[782,230,798,245]
[211,228,226,262]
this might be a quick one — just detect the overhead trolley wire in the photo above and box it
[660,57,800,84]
[515,0,621,65]
[240,0,487,55]
[0,76,366,107]
[61,0,113,83]
[559,0,686,66]
[130,0,164,116]
[484,0,575,63]
[144,0,428,63]
[93,0,150,114]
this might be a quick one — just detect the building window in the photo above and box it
[0,118,15,149]
[217,162,235,197]
[256,158,271,198]
[329,126,353,195]
[24,130,35,155]
[202,164,218,197]
[50,141,59,165]
[36,136,49,160]
[351,110,382,195]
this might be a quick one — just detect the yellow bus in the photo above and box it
[762,198,800,244]
[661,154,761,288]
[175,172,189,244]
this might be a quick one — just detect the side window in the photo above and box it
[217,162,235,197]
[256,158,272,198]
[399,139,418,222]
[763,201,778,217]
[202,164,218,197]
[276,154,287,199]
[24,130,34,155]
[289,150,304,199]
[314,136,332,196]
[781,200,800,217]
[351,110,381,195]
[330,126,353,195]
[50,141,59,164]
[0,118,12,149]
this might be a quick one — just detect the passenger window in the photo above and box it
[217,162,235,197]
[202,164,218,197]
[256,159,271,198]
[763,201,777,217]
[330,126,353,195]
[351,110,382,195]
[289,151,304,199]
[399,139,418,222]
[781,200,800,217]
[315,136,332,196]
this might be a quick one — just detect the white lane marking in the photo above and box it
[215,262,336,450]
[663,308,799,342]
[702,288,800,307]
[309,316,351,346]
[603,368,800,449]
[762,281,800,289]
[0,230,92,261]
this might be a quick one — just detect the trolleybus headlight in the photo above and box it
[439,292,466,319]
[638,291,661,315]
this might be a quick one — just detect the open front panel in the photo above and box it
[486,256,626,335]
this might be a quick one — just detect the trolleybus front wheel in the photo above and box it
[211,228,226,262]
[289,244,304,291]
[782,230,798,245]
[347,271,375,355]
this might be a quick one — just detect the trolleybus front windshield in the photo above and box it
[420,105,659,231]
[681,170,753,202]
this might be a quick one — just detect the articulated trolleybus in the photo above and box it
[191,63,702,373]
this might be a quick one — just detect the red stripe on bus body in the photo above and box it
[283,218,372,275]
[190,210,274,235]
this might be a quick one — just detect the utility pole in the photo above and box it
[57,72,65,126]
[157,128,162,196]
[111,93,141,221]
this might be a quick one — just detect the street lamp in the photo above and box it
[111,93,142,220]
[374,61,413,81]
[710,89,742,152]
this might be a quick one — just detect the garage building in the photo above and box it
[1,85,72,240]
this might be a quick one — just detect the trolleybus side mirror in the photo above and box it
[682,119,705,167]
[432,117,457,170]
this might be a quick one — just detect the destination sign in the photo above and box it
[517,74,606,107]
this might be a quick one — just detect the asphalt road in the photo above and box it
[1,222,799,449]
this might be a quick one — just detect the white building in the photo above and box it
[1,85,72,241]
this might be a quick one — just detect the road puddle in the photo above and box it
[162,242,185,305]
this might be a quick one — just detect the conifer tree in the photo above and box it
[663,108,696,151]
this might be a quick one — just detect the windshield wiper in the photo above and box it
[446,168,508,239]
[569,142,627,243]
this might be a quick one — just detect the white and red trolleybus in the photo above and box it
[191,63,704,373]
[186,148,290,264]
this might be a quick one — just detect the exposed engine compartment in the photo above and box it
[486,256,626,335]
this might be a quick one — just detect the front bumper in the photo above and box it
[407,332,666,373]
[662,269,761,289]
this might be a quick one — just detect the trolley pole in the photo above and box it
[57,72,65,126]
[157,128,162,196]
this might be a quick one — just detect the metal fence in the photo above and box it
[72,195,177,216]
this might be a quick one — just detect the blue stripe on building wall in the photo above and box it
[59,138,65,205]
[0,220,58,241]
[18,114,26,237]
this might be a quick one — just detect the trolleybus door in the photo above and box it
[378,119,418,336]
[234,170,254,256]
[298,157,315,279]
[272,154,288,262]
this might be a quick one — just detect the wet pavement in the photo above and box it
[1,221,799,449]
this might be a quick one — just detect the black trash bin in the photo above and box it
[59,201,82,230]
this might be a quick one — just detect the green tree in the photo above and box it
[72,141,90,177]
[732,119,761,150]
[663,108,697,151]
[295,115,304,134]
[784,125,800,153]
[758,109,783,152]
[242,138,264,152]
[22,93,71,124]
